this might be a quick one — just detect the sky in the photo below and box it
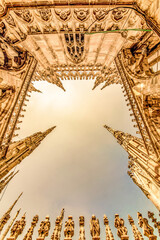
[0,80,159,239]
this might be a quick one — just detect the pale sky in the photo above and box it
[0,80,159,239]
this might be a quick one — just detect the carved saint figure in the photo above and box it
[138,212,157,239]
[23,215,39,240]
[9,214,26,239]
[114,214,128,239]
[38,216,50,239]
[90,215,100,239]
[64,216,74,239]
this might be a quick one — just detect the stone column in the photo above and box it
[79,216,85,240]
[104,215,114,240]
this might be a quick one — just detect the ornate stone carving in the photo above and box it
[90,215,100,240]
[148,211,160,236]
[0,83,15,122]
[74,9,89,22]
[138,212,157,240]
[123,46,154,79]
[0,170,18,194]
[64,30,85,63]
[14,10,33,23]
[37,9,52,21]
[0,21,6,37]
[51,208,64,240]
[111,9,128,22]
[93,9,108,21]
[128,215,144,240]
[0,209,20,240]
[64,216,74,240]
[0,193,22,233]
[9,213,26,239]
[23,215,39,240]
[114,214,129,240]
[0,42,27,71]
[5,14,16,27]
[143,95,160,128]
[37,216,50,239]
[28,24,41,35]
[54,9,71,21]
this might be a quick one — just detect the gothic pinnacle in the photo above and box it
[0,192,22,232]
[6,192,23,215]
[0,209,21,240]
[92,76,105,90]
[52,77,66,91]
[101,82,109,90]
[104,125,116,135]
[43,126,56,137]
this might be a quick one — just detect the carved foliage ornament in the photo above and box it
[93,9,109,21]
[74,9,89,22]
[37,9,52,21]
[14,10,33,23]
[111,8,128,22]
[55,9,71,21]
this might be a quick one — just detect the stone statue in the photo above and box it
[79,216,85,240]
[138,212,157,239]
[8,213,26,239]
[114,214,128,240]
[23,215,39,240]
[148,211,160,237]
[64,216,74,239]
[37,216,50,239]
[90,215,100,240]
